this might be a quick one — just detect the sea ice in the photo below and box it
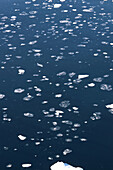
[22,164,32,168]
[106,104,113,109]
[54,4,62,8]
[18,135,26,141]
[50,161,83,170]
[78,75,89,79]
[0,94,5,99]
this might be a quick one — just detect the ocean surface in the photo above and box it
[0,0,113,169]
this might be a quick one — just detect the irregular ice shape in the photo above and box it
[54,4,62,8]
[18,135,26,141]
[18,69,25,75]
[106,104,113,109]
[50,161,83,170]
[78,75,89,79]
[14,88,25,93]
[22,164,32,168]
[0,94,5,99]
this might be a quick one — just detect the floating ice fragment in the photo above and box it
[22,164,32,168]
[88,83,95,87]
[55,94,62,98]
[78,75,89,79]
[18,135,26,141]
[72,107,78,111]
[0,94,5,99]
[63,149,72,155]
[23,93,33,101]
[18,69,25,75]
[6,164,12,168]
[50,126,60,131]
[57,71,66,76]
[60,0,65,2]
[100,84,112,91]
[37,63,43,67]
[50,161,83,170]
[24,113,34,117]
[54,4,62,8]
[106,104,113,109]
[59,101,70,108]
[14,88,25,93]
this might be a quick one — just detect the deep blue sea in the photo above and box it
[0,0,113,169]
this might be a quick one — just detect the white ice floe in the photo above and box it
[72,107,78,111]
[37,63,43,67]
[18,69,25,75]
[0,94,5,99]
[60,0,65,2]
[22,164,32,168]
[24,113,34,117]
[106,104,113,109]
[54,4,62,8]
[50,161,83,170]
[78,75,89,79]
[55,94,62,98]
[14,88,25,93]
[88,83,95,87]
[18,135,26,141]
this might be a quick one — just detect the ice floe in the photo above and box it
[50,162,83,170]
[18,135,26,141]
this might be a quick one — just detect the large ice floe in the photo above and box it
[50,161,83,170]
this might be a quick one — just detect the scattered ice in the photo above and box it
[18,135,26,141]
[106,104,113,109]
[18,69,25,75]
[88,83,95,87]
[24,113,34,117]
[59,101,70,108]
[37,63,43,67]
[23,93,33,101]
[55,94,62,98]
[78,75,89,79]
[6,164,12,168]
[0,94,5,99]
[50,162,83,170]
[50,126,60,131]
[14,88,25,93]
[100,84,112,91]
[57,71,66,76]
[72,107,78,111]
[22,164,32,168]
[63,149,72,155]
[54,4,62,8]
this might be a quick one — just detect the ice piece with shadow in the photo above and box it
[50,161,83,170]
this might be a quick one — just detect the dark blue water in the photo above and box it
[0,0,113,169]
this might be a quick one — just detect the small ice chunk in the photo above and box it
[14,88,25,93]
[57,71,66,76]
[100,84,112,91]
[59,101,70,108]
[50,161,83,170]
[54,4,62,8]
[55,94,62,98]
[37,63,43,67]
[106,104,113,109]
[18,69,25,75]
[63,149,72,155]
[88,83,95,87]
[22,164,32,168]
[24,113,34,117]
[18,135,26,141]
[0,94,5,99]
[72,107,78,111]
[78,75,89,79]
